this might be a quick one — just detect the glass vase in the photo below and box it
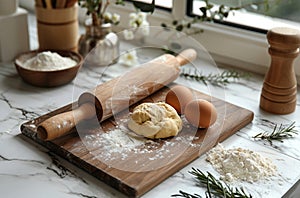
[78,22,119,66]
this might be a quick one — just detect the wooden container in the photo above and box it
[260,27,300,114]
[36,5,78,52]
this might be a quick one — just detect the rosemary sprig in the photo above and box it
[180,69,248,86]
[253,121,298,145]
[172,190,202,198]
[172,168,252,198]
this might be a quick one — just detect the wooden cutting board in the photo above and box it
[21,84,254,197]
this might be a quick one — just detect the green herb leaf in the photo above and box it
[173,168,252,198]
[180,69,249,86]
[171,190,202,198]
[176,24,184,31]
[161,47,177,56]
[133,0,155,13]
[199,7,207,16]
[115,0,125,6]
[161,23,167,28]
[253,121,298,145]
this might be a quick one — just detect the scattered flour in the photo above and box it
[206,144,277,183]
[88,127,147,153]
[82,124,200,163]
[22,51,77,71]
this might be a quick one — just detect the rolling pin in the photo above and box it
[37,49,197,140]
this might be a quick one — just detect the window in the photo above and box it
[243,0,300,23]
[152,0,172,9]
[187,0,300,33]
[131,0,172,9]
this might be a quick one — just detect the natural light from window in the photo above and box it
[132,0,172,9]
[191,0,300,32]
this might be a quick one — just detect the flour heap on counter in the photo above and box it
[206,144,277,183]
[22,51,77,71]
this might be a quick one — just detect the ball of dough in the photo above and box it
[128,102,182,139]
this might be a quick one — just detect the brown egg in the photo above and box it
[165,85,193,114]
[184,99,217,128]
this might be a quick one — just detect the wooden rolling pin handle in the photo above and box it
[37,103,96,140]
[176,49,197,66]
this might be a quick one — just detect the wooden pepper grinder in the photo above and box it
[260,27,300,114]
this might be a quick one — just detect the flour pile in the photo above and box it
[22,51,77,71]
[206,144,277,183]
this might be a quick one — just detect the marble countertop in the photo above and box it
[1,12,300,198]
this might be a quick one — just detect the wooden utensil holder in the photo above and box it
[36,5,79,51]
[260,27,300,114]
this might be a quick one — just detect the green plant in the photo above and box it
[78,0,124,26]
[78,0,155,26]
[180,68,249,86]
[253,121,298,145]
[172,168,252,198]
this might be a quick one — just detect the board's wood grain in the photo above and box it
[21,84,254,197]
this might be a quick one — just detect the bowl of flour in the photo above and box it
[15,50,83,87]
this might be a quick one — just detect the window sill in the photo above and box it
[199,12,300,84]
[109,2,300,84]
[20,0,300,84]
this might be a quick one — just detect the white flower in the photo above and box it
[129,20,138,28]
[137,12,147,21]
[103,12,112,20]
[111,13,120,24]
[127,11,151,38]
[137,12,146,26]
[119,50,139,66]
[141,20,149,26]
[136,20,149,36]
[136,17,144,26]
[129,11,149,27]
[123,29,135,40]
[129,12,137,20]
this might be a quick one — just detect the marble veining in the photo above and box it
[0,12,300,198]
